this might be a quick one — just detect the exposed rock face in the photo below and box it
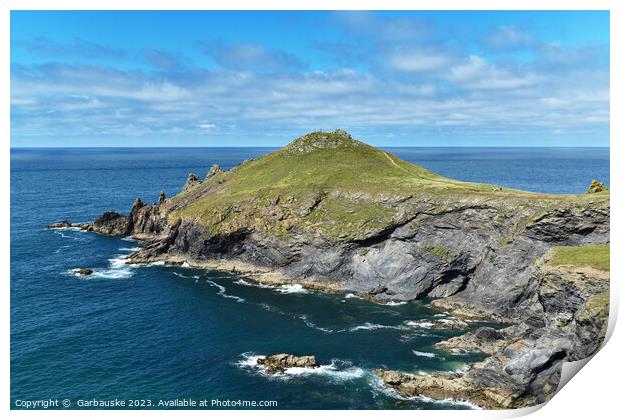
[206,164,222,179]
[417,261,609,409]
[256,354,318,374]
[183,173,202,191]
[587,179,608,193]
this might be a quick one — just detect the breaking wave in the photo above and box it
[172,272,200,280]
[119,247,140,252]
[206,280,245,303]
[412,349,436,358]
[275,284,308,294]
[68,255,134,279]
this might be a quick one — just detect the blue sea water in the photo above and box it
[10,147,609,410]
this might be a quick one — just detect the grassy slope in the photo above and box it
[169,131,609,240]
[548,245,610,271]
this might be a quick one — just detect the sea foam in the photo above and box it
[206,280,245,303]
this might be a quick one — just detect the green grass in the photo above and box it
[168,130,609,240]
[424,245,457,261]
[548,245,610,271]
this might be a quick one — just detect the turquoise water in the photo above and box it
[10,147,609,409]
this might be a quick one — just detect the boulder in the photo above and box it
[256,353,318,374]
[73,268,93,276]
[159,190,166,204]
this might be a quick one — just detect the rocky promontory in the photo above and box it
[50,129,610,409]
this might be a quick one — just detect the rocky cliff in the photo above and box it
[51,129,610,409]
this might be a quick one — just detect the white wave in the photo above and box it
[54,245,71,254]
[172,272,199,280]
[54,230,79,240]
[234,279,273,289]
[276,284,308,294]
[346,322,407,332]
[206,280,245,303]
[410,394,481,409]
[69,255,134,279]
[120,236,137,242]
[236,353,365,382]
[412,349,436,358]
[298,315,333,333]
[285,361,365,382]
[404,320,435,329]
[380,301,407,306]
[51,226,85,233]
[181,262,191,268]
[344,293,362,299]
[119,247,140,252]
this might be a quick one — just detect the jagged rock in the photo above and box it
[48,220,72,229]
[429,319,469,330]
[132,197,145,210]
[206,164,222,179]
[73,268,93,276]
[183,173,202,191]
[436,326,507,354]
[93,211,130,236]
[159,190,166,204]
[587,179,608,194]
[256,353,318,374]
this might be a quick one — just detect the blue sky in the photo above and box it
[10,11,610,147]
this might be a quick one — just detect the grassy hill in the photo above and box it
[167,130,608,241]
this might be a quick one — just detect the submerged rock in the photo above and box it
[256,353,318,374]
[73,268,93,276]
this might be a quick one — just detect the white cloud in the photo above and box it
[448,55,538,90]
[388,50,452,72]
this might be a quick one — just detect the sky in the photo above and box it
[10,10,610,147]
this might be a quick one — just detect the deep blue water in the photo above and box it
[10,147,609,410]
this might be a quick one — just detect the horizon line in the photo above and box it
[9,145,611,150]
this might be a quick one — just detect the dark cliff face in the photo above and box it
[122,197,609,321]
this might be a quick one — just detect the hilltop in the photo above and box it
[164,129,607,242]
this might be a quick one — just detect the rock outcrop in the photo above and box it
[587,179,608,194]
[72,268,93,276]
[183,173,201,191]
[206,164,222,179]
[256,354,318,374]
[48,220,72,229]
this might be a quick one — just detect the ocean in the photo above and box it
[10,147,609,409]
